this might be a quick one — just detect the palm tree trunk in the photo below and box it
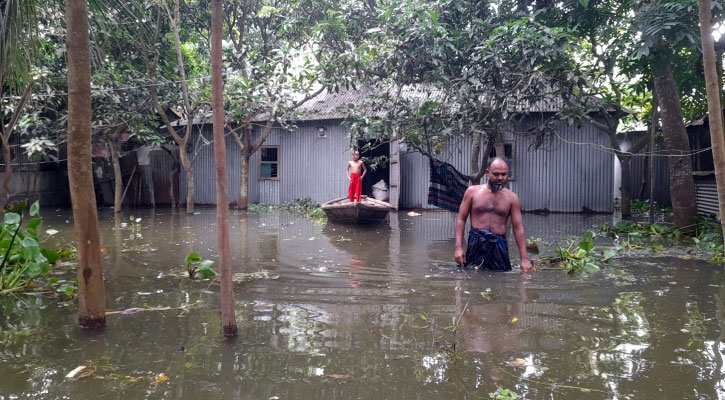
[66,0,105,328]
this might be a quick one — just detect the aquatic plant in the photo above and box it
[630,199,672,213]
[691,219,724,263]
[128,216,143,233]
[603,217,723,263]
[184,252,216,278]
[544,231,616,274]
[249,198,327,222]
[489,388,519,400]
[0,201,63,293]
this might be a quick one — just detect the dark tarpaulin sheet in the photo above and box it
[427,158,470,212]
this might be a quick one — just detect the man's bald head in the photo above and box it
[486,157,508,192]
[487,156,508,170]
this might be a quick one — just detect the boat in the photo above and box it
[321,196,393,225]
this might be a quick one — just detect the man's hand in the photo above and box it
[520,258,533,273]
[454,247,466,267]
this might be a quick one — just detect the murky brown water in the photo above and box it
[1,208,723,399]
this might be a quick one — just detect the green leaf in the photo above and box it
[40,248,59,264]
[198,268,216,278]
[21,237,39,248]
[584,262,599,270]
[29,201,40,217]
[197,260,214,270]
[578,0,589,7]
[4,213,20,225]
[185,252,202,264]
[579,240,594,253]
[26,262,42,277]
[27,218,42,230]
[602,249,617,261]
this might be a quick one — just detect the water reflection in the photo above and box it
[0,209,724,399]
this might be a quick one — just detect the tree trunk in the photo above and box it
[470,134,481,184]
[109,138,122,213]
[648,93,659,225]
[169,166,177,210]
[653,61,699,228]
[0,136,12,208]
[471,132,495,183]
[619,155,632,218]
[239,154,249,209]
[180,151,194,214]
[211,0,237,337]
[698,0,725,252]
[66,0,105,328]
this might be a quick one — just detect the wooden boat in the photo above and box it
[321,196,392,225]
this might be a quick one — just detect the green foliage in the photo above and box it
[602,217,724,263]
[547,231,616,274]
[185,252,216,279]
[250,198,327,222]
[128,216,143,234]
[691,218,724,264]
[489,388,520,400]
[630,200,672,213]
[0,201,62,293]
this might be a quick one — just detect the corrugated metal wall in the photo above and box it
[623,134,671,206]
[695,177,720,216]
[119,148,179,206]
[180,121,351,206]
[183,116,613,212]
[277,121,351,204]
[400,117,614,212]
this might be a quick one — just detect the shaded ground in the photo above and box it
[1,209,723,399]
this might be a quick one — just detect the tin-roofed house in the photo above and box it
[177,88,615,213]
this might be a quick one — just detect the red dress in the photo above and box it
[348,173,362,202]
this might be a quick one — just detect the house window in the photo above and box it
[503,141,515,180]
[260,146,279,180]
[316,126,327,138]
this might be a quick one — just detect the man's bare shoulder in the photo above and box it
[465,184,487,196]
[502,188,520,202]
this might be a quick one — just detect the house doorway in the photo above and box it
[357,140,390,198]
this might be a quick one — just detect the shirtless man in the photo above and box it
[454,157,533,272]
[346,151,367,202]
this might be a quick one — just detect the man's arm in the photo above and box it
[360,161,367,180]
[346,162,351,181]
[454,187,474,266]
[510,193,532,272]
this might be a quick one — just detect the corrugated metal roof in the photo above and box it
[175,85,612,126]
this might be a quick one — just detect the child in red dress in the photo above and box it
[346,151,367,202]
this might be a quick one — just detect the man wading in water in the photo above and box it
[454,157,533,272]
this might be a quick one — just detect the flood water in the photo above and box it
[1,208,724,399]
